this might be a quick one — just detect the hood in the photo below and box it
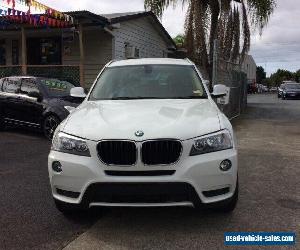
[62,99,221,141]
[48,96,83,107]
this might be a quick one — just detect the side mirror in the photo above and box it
[70,87,86,98]
[211,84,230,105]
[28,91,43,102]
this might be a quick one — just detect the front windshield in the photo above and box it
[41,79,75,97]
[89,65,207,100]
[286,84,300,90]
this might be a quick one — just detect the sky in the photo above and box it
[33,0,300,76]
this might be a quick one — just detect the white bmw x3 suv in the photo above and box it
[48,58,238,214]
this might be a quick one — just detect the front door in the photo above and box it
[18,78,44,125]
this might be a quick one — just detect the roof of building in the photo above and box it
[64,10,176,48]
[104,11,176,48]
[64,10,109,25]
[108,58,193,67]
[102,11,145,21]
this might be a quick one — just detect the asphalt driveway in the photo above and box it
[0,94,299,250]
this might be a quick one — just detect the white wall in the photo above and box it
[242,55,257,82]
[63,28,113,87]
[112,16,169,60]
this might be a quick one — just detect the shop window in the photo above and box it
[12,40,19,65]
[0,39,6,65]
[27,37,62,65]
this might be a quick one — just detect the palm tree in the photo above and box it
[145,0,276,83]
[173,34,185,48]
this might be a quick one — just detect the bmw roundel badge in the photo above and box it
[135,130,144,137]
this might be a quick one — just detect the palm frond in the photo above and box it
[240,0,250,63]
[144,0,276,81]
[231,6,240,61]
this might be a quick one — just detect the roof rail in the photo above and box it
[106,59,120,66]
[185,58,195,65]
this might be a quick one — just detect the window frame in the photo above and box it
[2,77,22,94]
[88,64,208,101]
[20,78,40,96]
[0,78,4,91]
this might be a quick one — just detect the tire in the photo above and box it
[212,181,239,213]
[282,95,286,100]
[54,199,84,215]
[0,116,5,131]
[43,115,60,140]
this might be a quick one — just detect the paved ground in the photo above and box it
[0,130,100,250]
[0,94,299,250]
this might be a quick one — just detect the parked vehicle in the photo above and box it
[278,81,298,98]
[248,83,258,94]
[256,84,268,93]
[281,83,300,99]
[48,58,238,214]
[278,84,286,98]
[0,76,84,139]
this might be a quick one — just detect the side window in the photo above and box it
[21,79,39,95]
[2,78,21,94]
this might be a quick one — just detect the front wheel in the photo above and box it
[43,115,60,140]
[0,114,5,131]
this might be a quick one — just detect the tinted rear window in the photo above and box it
[286,84,300,90]
[2,78,21,93]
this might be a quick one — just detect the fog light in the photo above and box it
[220,160,232,171]
[52,161,62,173]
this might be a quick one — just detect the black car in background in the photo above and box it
[281,83,300,100]
[0,76,84,139]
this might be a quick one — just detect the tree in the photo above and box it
[173,34,185,48]
[269,69,294,86]
[294,70,300,83]
[256,66,266,84]
[144,0,276,87]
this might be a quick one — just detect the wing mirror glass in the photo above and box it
[70,87,86,98]
[211,84,230,105]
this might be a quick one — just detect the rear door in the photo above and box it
[1,77,22,121]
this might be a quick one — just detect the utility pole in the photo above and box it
[212,39,219,90]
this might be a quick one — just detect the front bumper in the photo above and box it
[284,92,300,99]
[48,139,238,208]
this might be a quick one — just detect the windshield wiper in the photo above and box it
[171,96,208,99]
[105,96,207,100]
[110,97,161,100]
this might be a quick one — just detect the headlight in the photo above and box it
[190,130,233,156]
[52,132,91,157]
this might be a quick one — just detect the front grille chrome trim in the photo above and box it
[97,140,138,166]
[96,139,183,167]
[141,139,183,166]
